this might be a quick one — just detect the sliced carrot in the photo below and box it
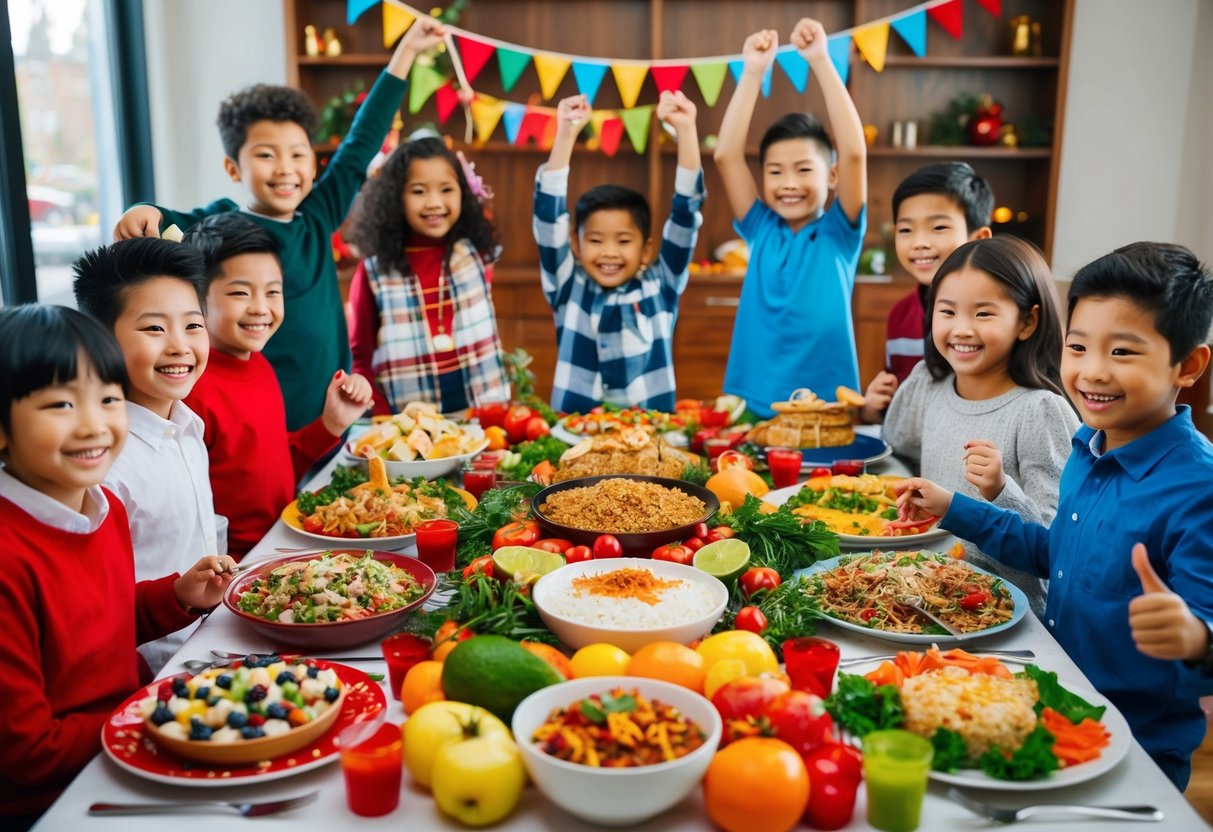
[864,661,904,688]
[1041,706,1110,767]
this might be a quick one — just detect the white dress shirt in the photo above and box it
[0,467,109,532]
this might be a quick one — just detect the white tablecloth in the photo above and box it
[33,433,1211,831]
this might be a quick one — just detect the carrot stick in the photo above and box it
[1041,707,1110,766]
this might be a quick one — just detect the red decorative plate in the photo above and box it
[101,661,386,787]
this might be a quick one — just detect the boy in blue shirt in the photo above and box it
[896,242,1213,789]
[714,18,866,418]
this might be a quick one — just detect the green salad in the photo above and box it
[237,551,425,623]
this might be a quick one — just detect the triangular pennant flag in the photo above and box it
[728,60,773,97]
[408,63,447,114]
[532,53,571,100]
[382,3,415,49]
[976,0,1002,16]
[599,117,624,157]
[497,47,532,93]
[572,62,609,105]
[774,49,809,93]
[690,62,728,107]
[891,11,927,57]
[611,63,649,109]
[469,95,505,143]
[650,65,689,95]
[928,0,964,40]
[502,103,527,144]
[434,82,460,124]
[347,0,378,25]
[827,35,852,85]
[538,114,558,151]
[586,111,608,151]
[852,22,890,72]
[516,110,551,146]
[454,35,496,84]
[619,105,653,153]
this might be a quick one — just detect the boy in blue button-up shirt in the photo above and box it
[896,242,1213,789]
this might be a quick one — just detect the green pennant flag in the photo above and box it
[497,47,532,93]
[620,105,654,154]
[690,62,728,108]
[408,63,447,114]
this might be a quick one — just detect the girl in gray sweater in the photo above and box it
[884,236,1078,614]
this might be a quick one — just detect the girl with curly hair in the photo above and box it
[348,137,508,414]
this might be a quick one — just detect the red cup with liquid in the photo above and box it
[414,518,458,573]
[766,448,804,488]
[462,467,497,501]
[782,637,841,698]
[381,632,432,701]
[831,459,865,477]
[339,721,403,816]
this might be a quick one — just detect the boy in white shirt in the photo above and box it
[73,238,219,673]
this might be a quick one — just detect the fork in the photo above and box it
[838,648,1035,668]
[89,791,318,817]
[895,593,965,638]
[948,787,1163,824]
[209,649,382,661]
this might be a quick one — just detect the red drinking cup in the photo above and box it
[414,518,458,573]
[782,637,841,698]
[765,447,804,489]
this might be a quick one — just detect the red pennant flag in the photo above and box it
[975,0,1002,16]
[455,35,496,84]
[599,117,624,157]
[516,110,550,146]
[434,83,460,124]
[538,114,558,151]
[927,0,963,40]
[650,65,689,95]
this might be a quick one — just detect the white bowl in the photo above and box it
[531,558,728,652]
[343,437,489,481]
[512,676,722,826]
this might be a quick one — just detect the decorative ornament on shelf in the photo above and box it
[324,28,343,57]
[304,23,322,57]
[316,79,368,147]
[968,95,1003,146]
[999,124,1019,148]
[1007,15,1043,57]
[862,124,879,146]
[928,93,979,146]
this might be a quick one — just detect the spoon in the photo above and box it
[895,594,966,638]
[182,658,232,673]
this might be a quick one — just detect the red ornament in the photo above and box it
[969,98,1004,146]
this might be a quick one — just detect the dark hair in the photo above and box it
[573,185,651,238]
[1067,242,1213,363]
[72,238,207,329]
[216,84,319,159]
[348,138,499,278]
[892,162,994,233]
[183,213,281,285]
[759,112,835,166]
[0,304,128,436]
[924,235,1066,397]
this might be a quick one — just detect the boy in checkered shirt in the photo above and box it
[532,92,705,413]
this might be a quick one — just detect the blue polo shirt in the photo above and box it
[943,406,1213,789]
[723,198,865,418]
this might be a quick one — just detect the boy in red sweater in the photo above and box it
[183,214,372,556]
[0,305,233,825]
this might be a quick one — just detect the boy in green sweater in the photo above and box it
[114,19,446,429]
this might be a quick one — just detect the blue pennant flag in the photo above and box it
[774,49,809,94]
[727,59,773,97]
[827,35,852,85]
[502,103,527,144]
[571,62,609,106]
[347,0,379,25]
[891,11,927,57]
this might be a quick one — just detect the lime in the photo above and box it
[491,546,565,581]
[441,635,563,721]
[693,538,752,584]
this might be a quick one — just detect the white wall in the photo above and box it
[142,0,286,209]
[1052,0,1212,281]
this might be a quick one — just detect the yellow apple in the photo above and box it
[403,700,512,789]
[431,736,526,826]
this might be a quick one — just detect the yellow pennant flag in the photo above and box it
[532,53,572,100]
[470,95,506,144]
[611,63,649,109]
[585,111,609,152]
[851,22,890,72]
[382,2,416,49]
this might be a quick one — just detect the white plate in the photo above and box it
[765,484,952,548]
[792,552,1029,644]
[551,417,688,449]
[344,438,489,481]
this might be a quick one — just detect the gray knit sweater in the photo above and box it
[883,363,1080,615]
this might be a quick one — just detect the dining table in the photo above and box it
[33,427,1212,831]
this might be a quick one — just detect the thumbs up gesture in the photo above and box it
[1128,543,1209,662]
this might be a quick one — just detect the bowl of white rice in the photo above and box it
[531,558,729,652]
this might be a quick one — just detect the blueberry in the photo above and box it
[275,671,297,686]
[150,705,174,726]
[193,685,210,701]
[188,717,213,741]
[215,674,233,690]
[243,654,262,668]
[306,666,319,679]
[171,679,189,698]
[240,725,265,740]
[227,711,248,729]
[324,686,340,703]
[265,703,289,720]
[245,684,268,704]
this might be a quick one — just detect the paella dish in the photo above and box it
[747,387,863,449]
[553,428,700,483]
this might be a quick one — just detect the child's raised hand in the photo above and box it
[1129,543,1209,662]
[174,555,235,613]
[113,205,163,240]
[791,17,829,62]
[555,95,591,132]
[322,369,373,436]
[894,476,954,521]
[400,17,447,54]
[741,29,779,74]
[861,371,898,423]
[656,90,697,131]
[963,439,1006,502]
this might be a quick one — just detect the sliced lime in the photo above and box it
[492,546,565,581]
[693,538,752,584]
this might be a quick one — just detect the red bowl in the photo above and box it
[222,550,436,650]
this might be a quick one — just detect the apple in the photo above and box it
[431,736,526,826]
[403,701,513,789]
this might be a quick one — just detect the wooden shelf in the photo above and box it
[866,146,1053,159]
[881,56,1060,69]
[297,54,387,66]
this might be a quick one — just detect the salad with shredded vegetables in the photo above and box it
[237,551,424,623]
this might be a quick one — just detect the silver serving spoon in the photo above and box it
[895,594,966,638]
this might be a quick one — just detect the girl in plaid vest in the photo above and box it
[348,138,508,415]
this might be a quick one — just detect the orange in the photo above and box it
[400,660,445,715]
[520,641,573,679]
[626,641,706,693]
[707,461,769,511]
[703,737,810,832]
[431,620,473,662]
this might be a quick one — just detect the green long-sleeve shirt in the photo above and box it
[151,72,407,429]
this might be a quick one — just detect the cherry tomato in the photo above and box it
[301,516,324,534]
[705,529,727,543]
[563,545,593,564]
[491,520,541,551]
[809,467,833,480]
[652,543,694,565]
[462,555,495,581]
[712,676,791,744]
[474,401,509,429]
[690,429,718,453]
[683,537,706,553]
[503,405,535,444]
[533,538,572,554]
[689,522,710,541]
[802,743,863,830]
[734,605,768,634]
[739,567,782,599]
[859,607,878,622]
[592,534,623,559]
[524,416,550,441]
[763,690,835,757]
[959,589,993,610]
